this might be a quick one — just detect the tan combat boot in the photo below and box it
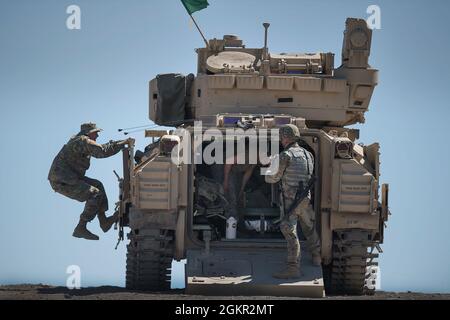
[98,211,119,233]
[312,252,322,266]
[272,264,300,279]
[72,220,99,240]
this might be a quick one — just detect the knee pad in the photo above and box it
[87,186,102,204]
[88,186,100,196]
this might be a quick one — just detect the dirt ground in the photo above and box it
[0,284,449,300]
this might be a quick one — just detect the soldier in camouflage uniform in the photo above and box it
[48,123,131,240]
[265,124,321,279]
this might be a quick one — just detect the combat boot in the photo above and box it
[72,220,99,240]
[272,264,300,279]
[98,211,119,233]
[312,252,322,266]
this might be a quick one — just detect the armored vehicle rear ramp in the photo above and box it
[185,246,324,298]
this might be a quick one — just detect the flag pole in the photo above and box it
[188,14,209,48]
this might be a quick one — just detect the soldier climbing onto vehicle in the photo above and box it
[48,122,133,240]
[265,124,321,279]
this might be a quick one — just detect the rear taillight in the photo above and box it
[335,141,353,159]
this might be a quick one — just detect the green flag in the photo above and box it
[181,0,209,15]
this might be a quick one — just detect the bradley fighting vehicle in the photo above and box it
[116,18,390,297]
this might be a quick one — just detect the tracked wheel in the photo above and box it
[126,228,174,291]
[325,229,379,296]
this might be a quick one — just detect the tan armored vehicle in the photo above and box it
[117,18,390,297]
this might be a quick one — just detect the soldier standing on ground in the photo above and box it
[265,124,321,279]
[48,123,133,240]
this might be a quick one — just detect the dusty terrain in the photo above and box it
[0,284,449,300]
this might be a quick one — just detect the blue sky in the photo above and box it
[1,0,449,293]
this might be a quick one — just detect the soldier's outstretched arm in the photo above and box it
[84,138,128,159]
[265,152,290,184]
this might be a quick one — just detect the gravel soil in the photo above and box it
[1,284,449,300]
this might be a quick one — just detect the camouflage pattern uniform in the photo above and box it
[48,123,126,223]
[265,125,321,273]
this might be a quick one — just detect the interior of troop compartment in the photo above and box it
[191,138,315,243]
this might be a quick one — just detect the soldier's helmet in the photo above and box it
[279,124,300,140]
[80,122,102,135]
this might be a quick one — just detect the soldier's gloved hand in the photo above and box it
[264,154,279,165]
[270,154,279,161]
[126,138,135,146]
[113,139,128,149]
[261,154,279,169]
